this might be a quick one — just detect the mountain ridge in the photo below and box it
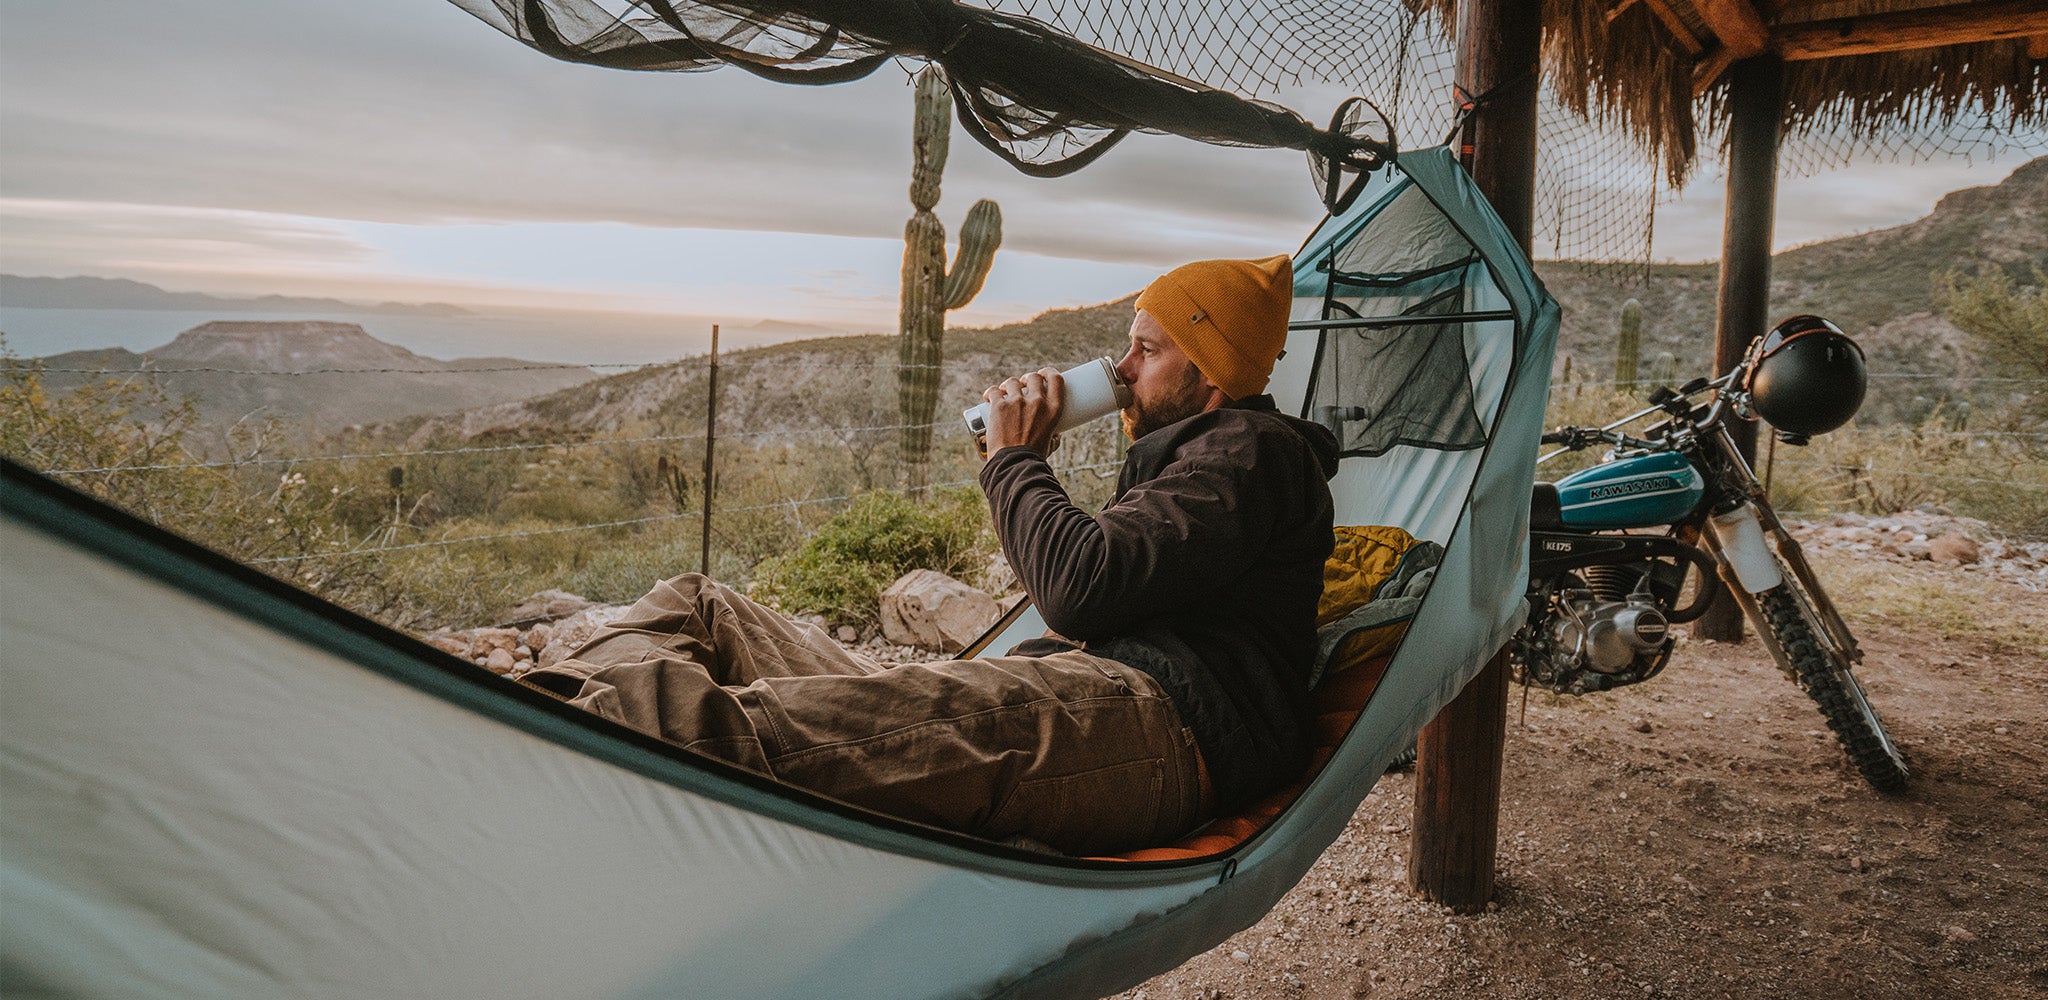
[1,274,470,317]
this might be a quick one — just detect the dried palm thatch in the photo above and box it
[1423,0,2045,187]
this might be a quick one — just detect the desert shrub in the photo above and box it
[495,480,639,527]
[1761,414,2048,535]
[750,486,995,626]
[1535,364,1649,478]
[0,355,408,605]
[1939,264,2048,426]
[399,435,525,523]
[558,520,701,605]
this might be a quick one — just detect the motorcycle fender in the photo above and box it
[1710,505,1784,593]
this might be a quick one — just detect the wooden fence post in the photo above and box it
[700,324,719,576]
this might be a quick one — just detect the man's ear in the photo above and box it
[1193,367,1233,413]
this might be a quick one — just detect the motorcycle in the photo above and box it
[1510,316,1910,792]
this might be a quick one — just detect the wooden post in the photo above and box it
[1407,0,1539,914]
[1696,53,1784,643]
[1410,646,1512,910]
[700,324,719,577]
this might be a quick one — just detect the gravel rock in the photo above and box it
[1929,531,1980,565]
[1789,512,2042,587]
[498,589,602,625]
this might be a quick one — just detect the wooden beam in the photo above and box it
[2030,32,2048,60]
[1683,0,1767,94]
[1644,0,1707,54]
[1411,649,1512,912]
[1776,0,2048,60]
[1694,46,1742,93]
[1695,0,1771,59]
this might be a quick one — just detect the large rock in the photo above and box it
[1929,531,1980,565]
[879,570,1000,653]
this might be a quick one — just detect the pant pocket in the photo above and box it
[985,757,1164,856]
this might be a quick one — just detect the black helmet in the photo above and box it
[1741,315,1867,437]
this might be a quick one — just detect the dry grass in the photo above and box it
[1806,546,2048,658]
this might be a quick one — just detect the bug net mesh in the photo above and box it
[450,0,2045,276]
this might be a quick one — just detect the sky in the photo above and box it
[2,0,2040,347]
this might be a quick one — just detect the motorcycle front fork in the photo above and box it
[1699,422,1864,668]
[1695,504,1862,680]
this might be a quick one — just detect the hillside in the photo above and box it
[372,156,2040,445]
[1533,156,2043,421]
[379,298,1138,447]
[37,321,598,433]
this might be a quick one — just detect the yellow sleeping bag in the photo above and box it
[1313,525,1441,686]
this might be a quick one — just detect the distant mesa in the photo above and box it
[33,319,596,431]
[0,274,470,318]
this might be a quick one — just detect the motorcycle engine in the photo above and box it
[1515,569,1676,694]
[1548,591,1669,673]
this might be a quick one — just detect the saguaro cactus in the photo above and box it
[1650,351,1679,387]
[1614,298,1643,388]
[899,65,1001,492]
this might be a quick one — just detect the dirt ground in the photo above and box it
[1117,567,2047,999]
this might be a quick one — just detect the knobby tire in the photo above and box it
[1756,585,1910,792]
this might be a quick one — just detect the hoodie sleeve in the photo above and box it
[978,421,1310,639]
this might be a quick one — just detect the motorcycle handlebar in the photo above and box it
[1540,425,1665,452]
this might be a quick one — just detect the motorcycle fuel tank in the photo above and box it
[1551,451,1705,530]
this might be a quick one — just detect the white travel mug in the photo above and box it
[963,357,1134,440]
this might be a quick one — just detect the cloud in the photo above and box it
[1650,150,2043,262]
[0,0,1339,273]
[3,0,2036,316]
[0,199,379,281]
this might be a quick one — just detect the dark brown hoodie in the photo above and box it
[979,395,1340,811]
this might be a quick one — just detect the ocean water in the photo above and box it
[0,307,862,367]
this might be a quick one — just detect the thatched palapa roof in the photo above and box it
[1434,0,2048,183]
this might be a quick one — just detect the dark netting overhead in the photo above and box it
[451,0,2046,271]
[448,0,1391,184]
[992,0,1670,270]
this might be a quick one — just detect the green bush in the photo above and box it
[750,486,995,626]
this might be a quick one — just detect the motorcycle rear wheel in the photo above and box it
[1755,585,1910,791]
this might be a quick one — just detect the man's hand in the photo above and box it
[980,367,1064,459]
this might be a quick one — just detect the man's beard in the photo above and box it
[1120,362,1209,441]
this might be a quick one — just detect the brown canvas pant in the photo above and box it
[522,574,1208,856]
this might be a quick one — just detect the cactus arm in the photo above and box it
[910,66,950,211]
[940,199,1002,311]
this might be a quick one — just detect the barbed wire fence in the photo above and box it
[26,351,2045,502]
[9,352,1147,602]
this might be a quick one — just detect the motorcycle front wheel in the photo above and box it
[1754,583,1910,791]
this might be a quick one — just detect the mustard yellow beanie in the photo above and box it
[1134,254,1294,399]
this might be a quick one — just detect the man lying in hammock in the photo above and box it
[523,256,1339,856]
